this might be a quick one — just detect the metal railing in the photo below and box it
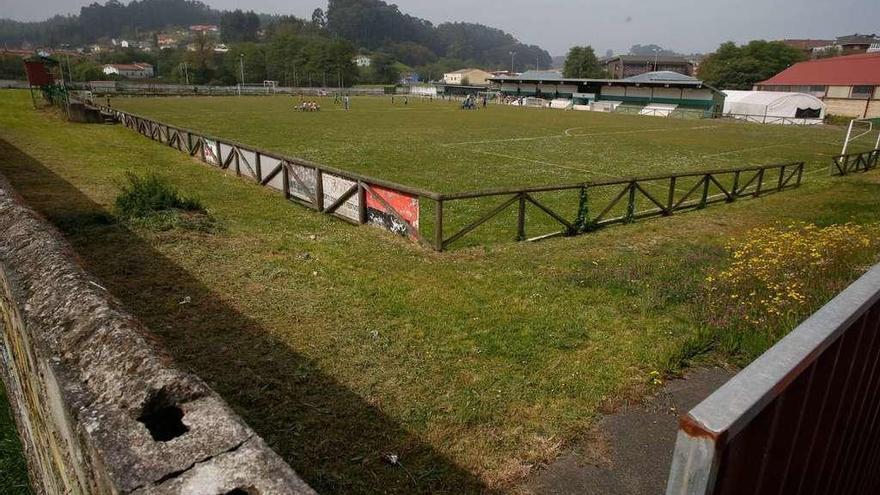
[433,162,804,250]
[613,106,711,119]
[666,263,880,495]
[831,148,880,176]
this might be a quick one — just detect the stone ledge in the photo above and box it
[0,172,314,494]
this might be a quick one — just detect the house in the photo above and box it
[354,55,372,67]
[157,34,178,50]
[780,39,835,56]
[835,34,880,55]
[755,52,880,118]
[442,68,493,86]
[102,63,154,79]
[602,55,693,79]
[189,25,219,34]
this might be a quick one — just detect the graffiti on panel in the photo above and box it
[366,185,419,237]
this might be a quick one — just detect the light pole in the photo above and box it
[509,51,516,74]
[653,48,660,71]
[239,53,245,96]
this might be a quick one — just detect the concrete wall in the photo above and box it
[825,97,880,118]
[0,172,315,494]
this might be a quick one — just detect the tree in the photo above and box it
[220,9,260,43]
[311,8,326,29]
[629,44,678,57]
[698,40,807,90]
[563,46,604,78]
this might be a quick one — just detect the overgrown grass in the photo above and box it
[0,382,30,494]
[115,172,215,231]
[3,90,880,493]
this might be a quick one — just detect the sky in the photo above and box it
[4,0,880,55]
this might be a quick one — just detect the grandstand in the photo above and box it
[487,70,726,117]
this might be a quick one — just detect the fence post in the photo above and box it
[667,176,677,213]
[732,170,741,198]
[700,175,710,208]
[186,132,192,154]
[777,165,786,191]
[755,168,765,197]
[435,200,444,251]
[797,162,805,186]
[254,152,262,181]
[215,140,222,167]
[234,148,241,176]
[281,163,290,200]
[358,181,367,224]
[517,193,526,240]
[315,169,324,211]
[626,182,636,222]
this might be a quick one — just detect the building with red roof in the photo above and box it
[755,52,880,118]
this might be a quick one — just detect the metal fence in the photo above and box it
[831,148,880,176]
[666,263,880,495]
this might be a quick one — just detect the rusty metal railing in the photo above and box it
[666,263,880,495]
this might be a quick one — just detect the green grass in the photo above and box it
[2,90,880,493]
[110,95,880,248]
[0,382,30,494]
[111,95,878,193]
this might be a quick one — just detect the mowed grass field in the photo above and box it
[111,94,875,193]
[2,89,880,493]
[112,95,879,248]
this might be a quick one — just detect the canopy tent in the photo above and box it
[722,90,826,124]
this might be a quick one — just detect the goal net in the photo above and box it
[841,118,880,155]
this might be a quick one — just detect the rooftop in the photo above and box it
[759,52,880,86]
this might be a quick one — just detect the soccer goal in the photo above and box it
[841,118,880,155]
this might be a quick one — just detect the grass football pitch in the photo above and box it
[111,95,878,247]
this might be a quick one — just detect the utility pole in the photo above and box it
[509,51,516,74]
[239,53,245,96]
[653,48,660,71]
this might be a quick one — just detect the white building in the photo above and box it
[354,55,372,67]
[102,63,154,79]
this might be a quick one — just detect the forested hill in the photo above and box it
[326,0,551,72]
[0,0,219,46]
[0,0,550,72]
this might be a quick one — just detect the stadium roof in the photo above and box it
[758,52,880,86]
[622,71,698,83]
[601,55,692,65]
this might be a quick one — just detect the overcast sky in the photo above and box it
[5,0,879,55]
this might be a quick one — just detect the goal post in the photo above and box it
[841,118,880,155]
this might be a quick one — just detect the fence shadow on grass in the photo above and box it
[0,138,492,495]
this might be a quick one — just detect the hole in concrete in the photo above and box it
[223,487,259,495]
[137,389,189,442]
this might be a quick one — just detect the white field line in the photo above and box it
[698,143,791,158]
[443,124,722,147]
[473,150,685,193]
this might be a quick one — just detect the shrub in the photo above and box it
[115,173,213,231]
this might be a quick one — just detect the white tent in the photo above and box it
[722,90,826,125]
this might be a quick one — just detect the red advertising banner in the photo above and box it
[365,184,419,237]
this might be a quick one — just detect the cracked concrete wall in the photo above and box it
[0,172,315,495]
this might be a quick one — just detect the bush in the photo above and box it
[115,173,213,231]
